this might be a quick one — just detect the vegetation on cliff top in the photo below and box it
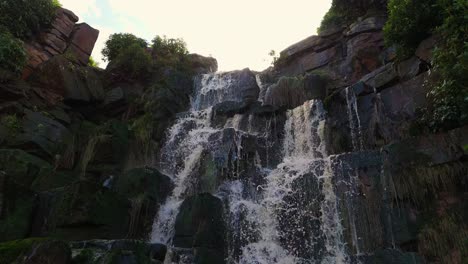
[0,32,27,77]
[0,0,61,40]
[0,0,61,77]
[384,0,468,131]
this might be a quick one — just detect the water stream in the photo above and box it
[151,72,350,263]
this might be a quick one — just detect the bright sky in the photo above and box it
[59,0,332,71]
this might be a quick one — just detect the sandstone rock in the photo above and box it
[187,54,218,74]
[346,32,385,81]
[396,56,423,81]
[280,35,321,59]
[361,63,397,91]
[346,16,386,37]
[50,8,78,39]
[415,35,437,63]
[30,55,105,103]
[193,68,259,110]
[300,46,339,72]
[69,23,99,59]
[18,109,72,156]
[174,193,225,249]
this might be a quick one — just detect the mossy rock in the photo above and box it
[0,149,53,188]
[46,181,130,240]
[16,110,72,157]
[0,182,35,242]
[0,238,70,264]
[174,193,225,256]
[115,167,172,201]
[0,238,50,264]
[114,167,173,238]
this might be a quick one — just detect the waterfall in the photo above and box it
[346,87,364,151]
[151,71,350,263]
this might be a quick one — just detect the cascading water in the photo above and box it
[151,71,350,263]
[231,100,348,264]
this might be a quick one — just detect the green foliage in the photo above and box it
[0,32,27,76]
[317,0,384,34]
[384,0,468,130]
[112,43,152,80]
[383,0,442,59]
[102,33,147,62]
[151,35,189,70]
[152,35,188,57]
[0,238,49,264]
[130,113,154,151]
[0,0,61,39]
[424,0,468,130]
[88,56,100,68]
[0,114,21,137]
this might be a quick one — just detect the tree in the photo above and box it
[102,33,147,62]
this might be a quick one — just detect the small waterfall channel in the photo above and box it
[150,71,351,263]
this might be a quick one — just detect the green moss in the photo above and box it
[0,149,53,187]
[0,238,49,264]
[0,190,35,242]
[0,114,22,138]
[130,113,154,153]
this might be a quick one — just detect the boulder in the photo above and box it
[346,16,386,37]
[17,109,72,156]
[346,32,385,81]
[173,193,225,263]
[188,54,218,74]
[279,35,334,59]
[115,167,174,237]
[193,68,259,110]
[30,55,105,103]
[300,46,339,72]
[39,180,130,240]
[415,35,438,63]
[18,240,72,264]
[67,23,99,65]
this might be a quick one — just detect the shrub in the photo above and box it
[151,35,189,69]
[88,56,99,68]
[0,0,61,39]
[0,32,27,76]
[318,0,386,34]
[111,43,152,79]
[423,0,468,130]
[152,35,188,57]
[383,0,442,59]
[102,33,147,62]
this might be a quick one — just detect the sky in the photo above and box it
[59,0,332,71]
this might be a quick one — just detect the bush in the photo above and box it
[384,0,468,130]
[102,33,147,62]
[423,0,468,130]
[88,56,99,68]
[151,35,189,69]
[318,0,387,34]
[0,32,27,76]
[383,0,442,59]
[111,43,152,79]
[0,0,61,39]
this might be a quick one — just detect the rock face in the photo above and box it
[22,8,99,79]
[0,3,466,264]
[29,55,105,103]
[174,193,225,264]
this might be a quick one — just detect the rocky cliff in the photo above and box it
[0,2,466,264]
